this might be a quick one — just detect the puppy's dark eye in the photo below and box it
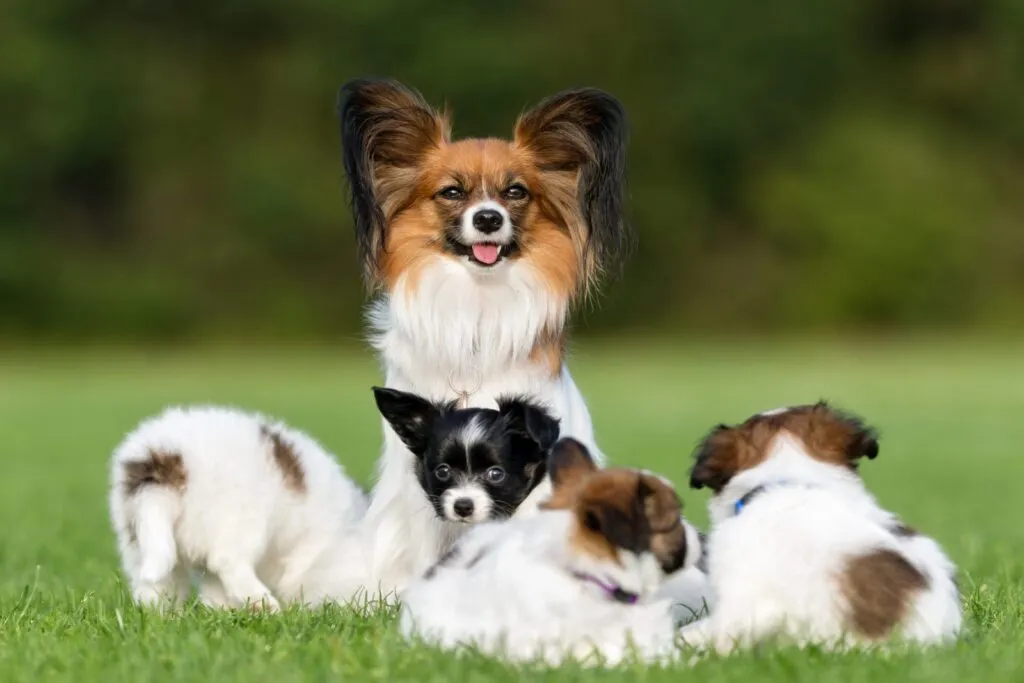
[502,184,528,201]
[434,464,452,482]
[485,467,506,484]
[437,186,466,201]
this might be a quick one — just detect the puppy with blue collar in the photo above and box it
[681,402,961,653]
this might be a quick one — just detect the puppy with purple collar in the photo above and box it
[399,438,707,665]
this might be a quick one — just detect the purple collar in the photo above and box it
[573,572,639,605]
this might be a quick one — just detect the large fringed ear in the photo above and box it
[338,79,450,287]
[514,88,631,293]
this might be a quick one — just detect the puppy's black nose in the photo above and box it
[453,498,475,518]
[472,209,503,234]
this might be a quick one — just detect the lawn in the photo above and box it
[0,339,1022,682]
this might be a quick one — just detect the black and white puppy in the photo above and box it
[372,387,560,525]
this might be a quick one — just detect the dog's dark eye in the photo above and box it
[434,464,452,482]
[438,186,466,201]
[502,184,528,201]
[485,467,506,484]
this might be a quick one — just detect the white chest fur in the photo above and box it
[360,260,604,596]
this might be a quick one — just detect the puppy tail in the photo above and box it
[134,489,180,584]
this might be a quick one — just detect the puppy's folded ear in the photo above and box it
[813,401,881,465]
[689,424,740,492]
[547,438,597,490]
[496,397,561,450]
[372,386,443,458]
[638,475,689,574]
[638,475,682,533]
[338,79,450,286]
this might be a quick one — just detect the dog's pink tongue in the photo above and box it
[472,243,500,265]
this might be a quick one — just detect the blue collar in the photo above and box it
[732,481,811,516]
[733,485,766,516]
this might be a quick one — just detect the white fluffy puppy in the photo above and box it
[109,406,369,609]
[681,402,962,652]
[400,438,706,665]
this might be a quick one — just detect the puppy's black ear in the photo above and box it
[338,79,449,287]
[547,437,597,490]
[689,424,738,492]
[496,397,561,450]
[372,386,442,458]
[514,88,632,291]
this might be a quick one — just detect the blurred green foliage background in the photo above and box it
[2,0,1022,342]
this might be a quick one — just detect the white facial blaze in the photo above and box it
[441,482,494,524]
[460,200,513,245]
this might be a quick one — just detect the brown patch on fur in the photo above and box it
[528,326,566,378]
[122,449,187,496]
[841,548,927,639]
[522,209,579,302]
[381,199,445,292]
[542,439,688,572]
[690,402,880,492]
[261,426,306,494]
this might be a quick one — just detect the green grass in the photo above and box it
[1,340,1022,681]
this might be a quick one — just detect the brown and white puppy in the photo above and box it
[398,438,704,665]
[109,406,369,610]
[681,402,962,653]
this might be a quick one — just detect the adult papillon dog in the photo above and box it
[338,79,631,594]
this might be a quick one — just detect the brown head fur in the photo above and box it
[689,402,880,493]
[541,438,690,574]
[339,80,630,299]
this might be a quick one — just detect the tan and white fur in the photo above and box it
[109,406,369,609]
[400,438,705,666]
[681,402,962,653]
[338,79,633,595]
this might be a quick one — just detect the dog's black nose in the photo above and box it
[472,209,503,234]
[453,498,475,518]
